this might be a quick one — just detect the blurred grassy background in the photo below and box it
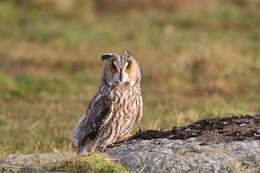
[0,0,260,158]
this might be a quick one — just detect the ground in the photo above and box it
[127,114,260,145]
[1,114,259,173]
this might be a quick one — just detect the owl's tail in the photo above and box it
[71,116,85,148]
[71,115,101,155]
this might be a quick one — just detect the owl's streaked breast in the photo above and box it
[94,82,142,148]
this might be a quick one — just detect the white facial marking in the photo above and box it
[120,72,129,83]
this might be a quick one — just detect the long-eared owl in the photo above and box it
[72,51,143,154]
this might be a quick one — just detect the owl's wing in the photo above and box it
[134,96,143,125]
[71,94,111,149]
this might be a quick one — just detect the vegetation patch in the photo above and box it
[51,153,130,173]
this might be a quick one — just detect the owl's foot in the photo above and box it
[115,135,134,143]
[106,136,132,148]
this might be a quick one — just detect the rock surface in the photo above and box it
[1,139,259,173]
[0,153,74,173]
[107,138,260,173]
[1,115,259,173]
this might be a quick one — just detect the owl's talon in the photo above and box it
[115,135,133,143]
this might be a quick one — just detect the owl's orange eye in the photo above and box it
[125,67,131,73]
[111,67,117,73]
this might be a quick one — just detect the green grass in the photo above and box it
[0,1,260,171]
[52,153,130,173]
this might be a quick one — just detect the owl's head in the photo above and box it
[100,51,141,86]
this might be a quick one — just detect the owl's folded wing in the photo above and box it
[71,94,111,149]
[134,96,143,125]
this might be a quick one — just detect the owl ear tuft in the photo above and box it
[101,53,114,61]
[124,50,133,57]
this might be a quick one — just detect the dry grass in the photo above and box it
[0,0,259,161]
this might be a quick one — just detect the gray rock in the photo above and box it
[0,153,75,173]
[1,138,259,173]
[106,138,260,173]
